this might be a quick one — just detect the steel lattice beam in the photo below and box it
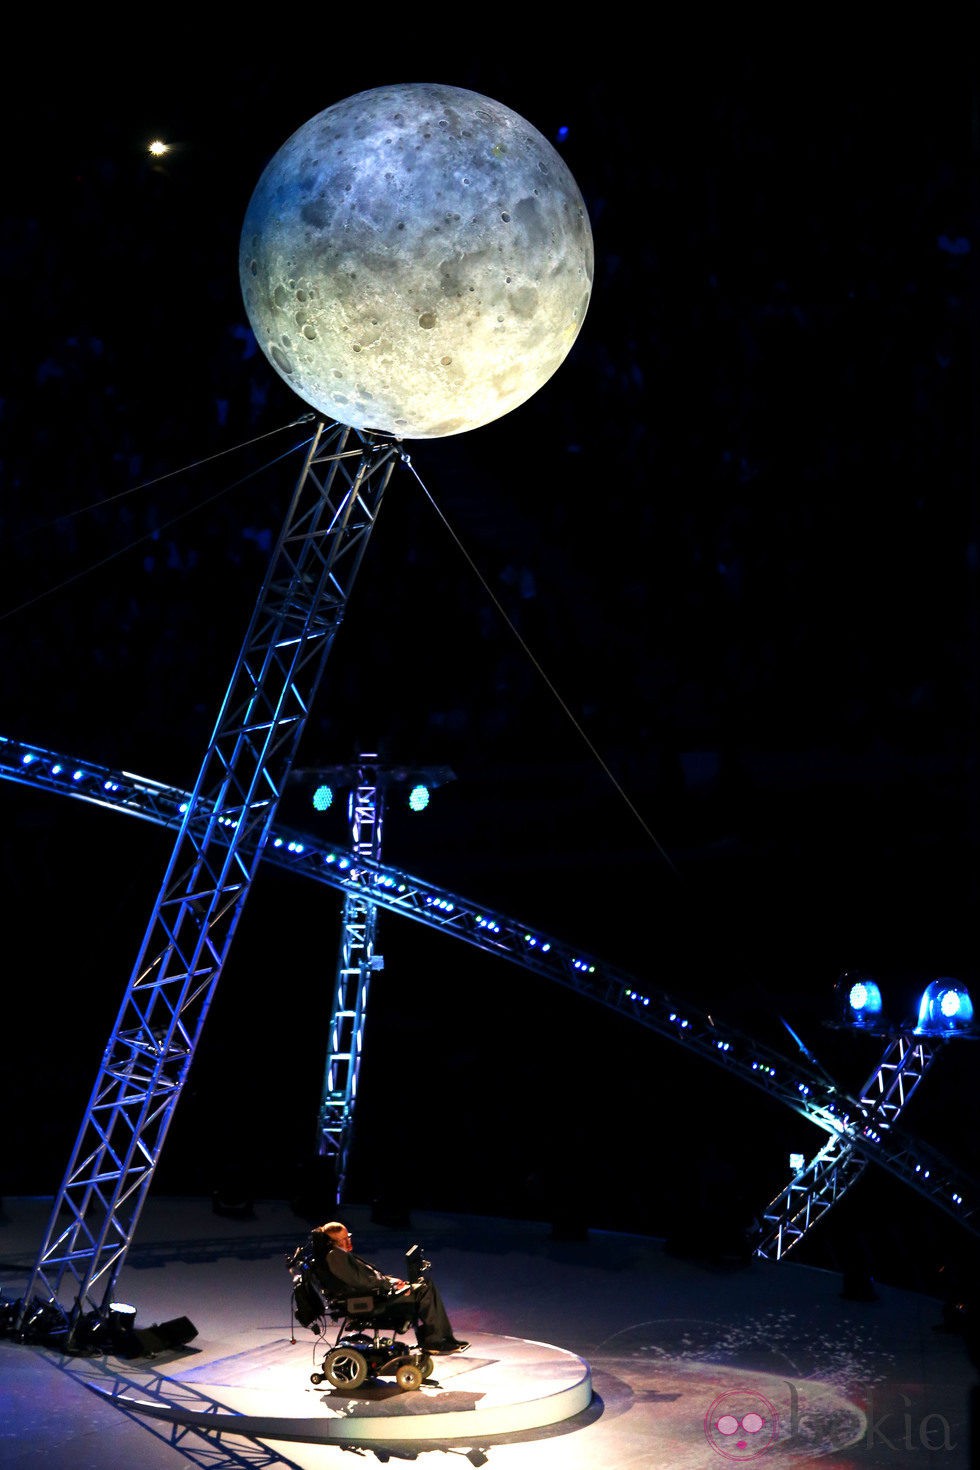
[316,759,385,1198]
[10,421,401,1340]
[756,1033,945,1259]
[2,730,977,1247]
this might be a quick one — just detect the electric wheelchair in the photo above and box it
[289,1241,436,1392]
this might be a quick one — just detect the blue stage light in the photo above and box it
[837,971,883,1028]
[312,784,333,811]
[915,979,975,1035]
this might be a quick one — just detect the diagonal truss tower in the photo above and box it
[755,1032,948,1259]
[313,758,385,1199]
[12,420,400,1345]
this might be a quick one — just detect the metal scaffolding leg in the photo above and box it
[755,1033,945,1260]
[315,758,385,1201]
[14,421,400,1345]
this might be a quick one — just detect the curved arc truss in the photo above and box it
[2,730,977,1241]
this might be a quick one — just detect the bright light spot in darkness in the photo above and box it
[312,784,333,812]
[408,784,430,812]
[148,140,170,157]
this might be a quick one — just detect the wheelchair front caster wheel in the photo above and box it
[310,1372,324,1385]
[419,1353,434,1380]
[396,1363,423,1391]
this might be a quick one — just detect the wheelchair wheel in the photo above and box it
[324,1346,369,1389]
[310,1372,325,1385]
[419,1353,434,1380]
[395,1362,423,1391]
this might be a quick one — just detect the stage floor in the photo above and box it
[1,1195,976,1468]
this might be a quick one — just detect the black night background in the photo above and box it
[2,33,977,1304]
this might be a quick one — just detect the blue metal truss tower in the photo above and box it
[315,757,385,1200]
[756,1032,948,1259]
[12,420,401,1345]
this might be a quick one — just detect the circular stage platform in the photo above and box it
[97,1331,593,1447]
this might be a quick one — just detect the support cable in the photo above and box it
[401,455,679,877]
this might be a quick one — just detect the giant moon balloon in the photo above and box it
[239,82,594,439]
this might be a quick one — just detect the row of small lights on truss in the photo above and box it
[624,976,973,1215]
[20,753,125,793]
[14,750,972,1218]
[20,752,976,1036]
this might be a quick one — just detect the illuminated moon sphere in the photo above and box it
[239,82,594,439]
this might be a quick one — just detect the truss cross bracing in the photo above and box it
[316,758,386,1197]
[756,1034,944,1260]
[860,1033,938,1122]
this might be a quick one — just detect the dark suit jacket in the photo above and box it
[310,1238,392,1299]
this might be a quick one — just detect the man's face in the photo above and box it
[333,1228,354,1253]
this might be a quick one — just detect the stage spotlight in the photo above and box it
[15,1295,67,1346]
[73,1305,133,1353]
[312,783,334,811]
[408,783,430,812]
[915,979,975,1036]
[107,1302,137,1349]
[835,971,884,1029]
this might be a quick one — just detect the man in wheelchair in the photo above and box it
[291,1220,468,1372]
